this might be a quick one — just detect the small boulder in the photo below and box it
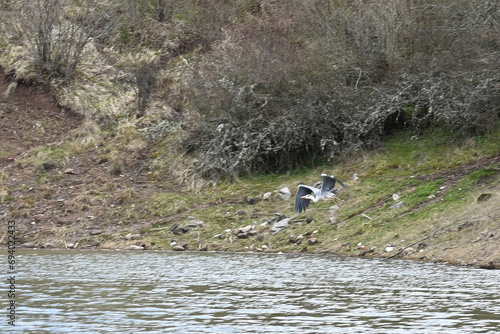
[173,245,186,251]
[390,201,405,209]
[308,238,318,245]
[385,246,395,252]
[64,168,77,175]
[271,218,290,235]
[125,233,141,240]
[171,224,190,234]
[33,214,45,223]
[186,220,204,228]
[329,205,340,215]
[125,245,144,250]
[263,192,272,200]
[277,187,292,201]
[89,229,103,235]
[235,225,254,234]
[66,242,78,249]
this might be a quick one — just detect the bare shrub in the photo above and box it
[176,0,499,179]
[20,0,120,81]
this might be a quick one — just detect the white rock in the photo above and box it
[385,246,395,252]
[392,193,400,201]
[277,187,292,201]
[329,205,340,215]
[263,192,272,200]
[390,201,405,209]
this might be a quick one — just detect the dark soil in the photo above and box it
[0,68,83,167]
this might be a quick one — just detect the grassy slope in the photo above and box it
[2,117,498,268]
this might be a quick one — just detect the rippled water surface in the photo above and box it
[12,250,500,333]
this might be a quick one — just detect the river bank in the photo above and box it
[1,70,499,269]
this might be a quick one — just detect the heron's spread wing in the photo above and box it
[320,174,337,193]
[295,185,316,213]
[320,174,349,194]
[335,177,349,190]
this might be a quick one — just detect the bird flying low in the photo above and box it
[295,174,349,213]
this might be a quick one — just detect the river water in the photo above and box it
[10,250,500,333]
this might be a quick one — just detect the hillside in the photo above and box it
[1,72,499,269]
[0,1,499,269]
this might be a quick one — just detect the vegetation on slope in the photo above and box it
[0,1,499,268]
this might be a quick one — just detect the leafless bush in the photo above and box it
[176,0,499,178]
[20,0,120,81]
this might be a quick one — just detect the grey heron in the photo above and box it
[295,174,349,213]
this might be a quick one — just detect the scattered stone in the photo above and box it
[125,245,144,250]
[477,193,493,202]
[247,230,258,237]
[186,220,204,228]
[125,233,141,240]
[385,246,395,252]
[213,234,224,239]
[401,247,415,256]
[199,245,208,251]
[352,173,360,182]
[263,192,272,200]
[171,224,190,234]
[66,242,78,249]
[89,229,103,235]
[234,225,254,234]
[64,168,77,174]
[33,214,45,222]
[173,245,186,251]
[21,242,37,248]
[271,218,290,235]
[392,193,400,201]
[237,211,247,216]
[308,238,318,245]
[329,205,340,215]
[277,187,292,201]
[41,243,55,248]
[233,225,257,239]
[329,217,336,223]
[390,201,405,209]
